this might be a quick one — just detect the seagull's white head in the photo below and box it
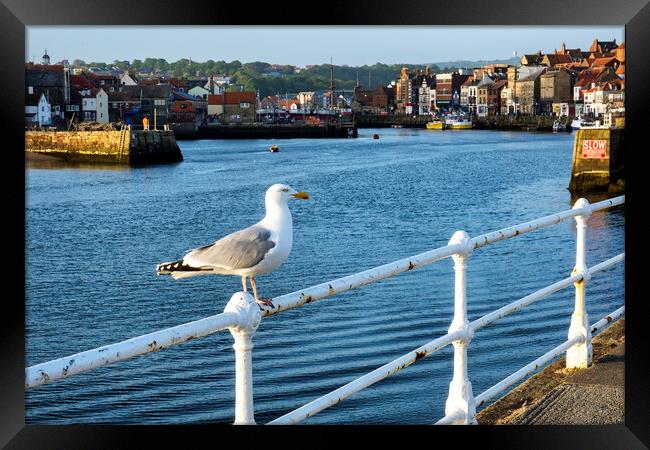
[265,184,310,206]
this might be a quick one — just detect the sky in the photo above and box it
[26,26,624,67]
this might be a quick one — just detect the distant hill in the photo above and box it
[69,56,521,98]
[427,56,520,70]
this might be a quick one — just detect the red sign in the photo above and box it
[582,139,607,159]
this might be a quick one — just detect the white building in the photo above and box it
[96,88,109,123]
[583,87,610,117]
[80,88,109,122]
[297,91,316,110]
[119,72,138,86]
[25,91,52,126]
[467,82,479,114]
[203,77,224,95]
[189,86,211,100]
[417,79,432,115]
[501,86,515,114]
[81,90,97,121]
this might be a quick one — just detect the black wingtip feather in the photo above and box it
[156,260,208,274]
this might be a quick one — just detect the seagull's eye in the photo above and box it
[282,188,289,192]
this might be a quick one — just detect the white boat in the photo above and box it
[571,119,582,129]
[444,115,472,130]
[579,119,608,129]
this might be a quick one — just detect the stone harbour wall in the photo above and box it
[568,128,624,194]
[25,130,183,165]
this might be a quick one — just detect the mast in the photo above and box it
[329,57,335,112]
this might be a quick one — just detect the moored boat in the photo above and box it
[552,120,562,132]
[426,118,444,130]
[578,118,608,129]
[444,115,473,130]
[269,144,279,152]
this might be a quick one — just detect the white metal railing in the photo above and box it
[26,196,625,426]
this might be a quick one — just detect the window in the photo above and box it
[240,102,250,108]
[99,102,102,107]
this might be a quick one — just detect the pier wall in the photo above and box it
[569,128,624,194]
[25,130,183,165]
[356,114,571,131]
[474,115,570,131]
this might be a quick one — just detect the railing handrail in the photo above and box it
[26,195,625,426]
[268,254,624,425]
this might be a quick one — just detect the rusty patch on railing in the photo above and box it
[38,370,50,384]
[415,351,426,361]
[408,261,415,271]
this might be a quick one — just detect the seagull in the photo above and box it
[156,184,310,308]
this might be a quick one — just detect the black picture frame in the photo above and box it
[4,0,649,447]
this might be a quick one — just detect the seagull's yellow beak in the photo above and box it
[291,191,310,200]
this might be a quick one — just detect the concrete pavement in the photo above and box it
[477,318,625,425]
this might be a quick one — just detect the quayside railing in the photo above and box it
[26,196,626,425]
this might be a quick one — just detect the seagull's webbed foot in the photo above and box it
[255,298,275,309]
[250,276,274,309]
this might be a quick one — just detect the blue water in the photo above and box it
[25,128,625,424]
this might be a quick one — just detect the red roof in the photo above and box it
[138,79,159,86]
[461,77,475,87]
[224,92,255,103]
[25,63,64,73]
[591,57,619,67]
[208,92,255,105]
[70,75,94,89]
[170,100,196,113]
[208,94,223,105]
[490,79,508,91]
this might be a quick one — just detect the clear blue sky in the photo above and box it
[26,26,624,66]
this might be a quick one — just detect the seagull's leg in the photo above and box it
[251,276,274,308]
[241,275,248,293]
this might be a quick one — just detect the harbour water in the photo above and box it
[25,128,625,424]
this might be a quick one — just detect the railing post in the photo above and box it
[444,230,477,424]
[567,198,593,369]
[224,292,262,425]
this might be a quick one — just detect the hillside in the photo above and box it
[75,56,520,97]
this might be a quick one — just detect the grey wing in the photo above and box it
[182,225,276,270]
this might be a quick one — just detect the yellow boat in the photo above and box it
[444,116,473,130]
[269,144,279,152]
[426,119,444,130]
